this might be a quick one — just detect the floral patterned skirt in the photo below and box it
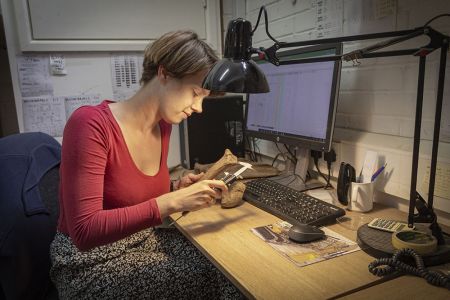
[50,227,245,299]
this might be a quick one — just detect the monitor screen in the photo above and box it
[245,43,342,152]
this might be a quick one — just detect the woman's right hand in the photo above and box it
[156,179,228,218]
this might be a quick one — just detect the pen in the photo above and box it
[357,168,363,183]
[371,163,387,182]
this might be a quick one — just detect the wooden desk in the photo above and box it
[171,202,419,299]
[338,276,450,299]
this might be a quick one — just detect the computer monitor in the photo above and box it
[245,43,342,190]
[245,43,342,151]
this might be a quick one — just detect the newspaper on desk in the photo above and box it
[251,221,360,267]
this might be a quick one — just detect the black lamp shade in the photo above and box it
[203,58,269,93]
[202,18,270,93]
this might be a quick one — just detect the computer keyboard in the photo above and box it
[243,178,345,227]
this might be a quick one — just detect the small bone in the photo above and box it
[199,149,238,180]
[221,181,246,208]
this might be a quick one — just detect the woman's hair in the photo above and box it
[140,30,218,86]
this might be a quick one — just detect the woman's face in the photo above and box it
[159,69,211,124]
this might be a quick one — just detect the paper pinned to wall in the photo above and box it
[50,54,68,75]
[138,55,144,77]
[64,94,102,120]
[23,97,66,137]
[17,55,54,98]
[315,0,343,39]
[343,0,396,36]
[374,0,396,19]
[420,163,450,200]
[22,94,102,137]
[111,54,141,101]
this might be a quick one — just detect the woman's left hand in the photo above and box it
[174,172,204,190]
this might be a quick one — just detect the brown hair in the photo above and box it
[140,30,218,86]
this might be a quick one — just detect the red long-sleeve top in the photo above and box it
[57,100,169,251]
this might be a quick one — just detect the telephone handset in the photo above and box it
[337,162,356,205]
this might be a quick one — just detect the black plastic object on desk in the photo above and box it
[243,178,345,227]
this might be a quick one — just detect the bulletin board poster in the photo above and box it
[17,54,102,137]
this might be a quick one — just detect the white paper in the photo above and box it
[360,150,379,183]
[374,0,396,20]
[22,97,66,137]
[421,163,450,200]
[111,54,141,101]
[343,0,395,36]
[17,55,53,98]
[315,0,343,39]
[64,94,102,120]
[50,54,67,75]
[138,55,144,79]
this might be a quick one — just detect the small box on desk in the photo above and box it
[179,95,245,170]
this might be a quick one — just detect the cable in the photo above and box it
[310,150,328,184]
[292,148,304,182]
[272,143,290,179]
[284,145,306,184]
[323,149,336,189]
[283,144,296,163]
[245,136,258,162]
[244,136,254,161]
[246,138,261,162]
[272,143,306,186]
[274,142,284,157]
[251,6,280,44]
[271,153,282,166]
[424,14,450,27]
[313,157,330,188]
[273,142,291,166]
[253,138,261,161]
[326,165,333,189]
[368,248,450,290]
[306,170,312,181]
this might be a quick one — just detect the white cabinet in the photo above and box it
[12,0,221,52]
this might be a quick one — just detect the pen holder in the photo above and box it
[347,181,375,212]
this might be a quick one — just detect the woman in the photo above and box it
[50,30,244,299]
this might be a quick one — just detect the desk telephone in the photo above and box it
[337,162,356,205]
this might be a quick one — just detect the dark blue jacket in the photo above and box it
[0,132,61,299]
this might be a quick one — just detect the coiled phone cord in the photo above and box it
[368,248,450,290]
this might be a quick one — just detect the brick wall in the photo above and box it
[222,0,450,221]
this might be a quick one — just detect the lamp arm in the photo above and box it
[261,26,448,66]
[342,27,425,61]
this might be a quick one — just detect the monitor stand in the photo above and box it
[268,146,324,192]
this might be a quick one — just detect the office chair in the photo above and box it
[0,132,61,300]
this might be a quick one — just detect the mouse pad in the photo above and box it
[251,221,360,267]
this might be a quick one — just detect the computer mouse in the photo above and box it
[287,224,325,243]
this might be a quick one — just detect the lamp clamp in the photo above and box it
[263,43,282,66]
[411,193,445,245]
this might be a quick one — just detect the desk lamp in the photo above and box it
[203,6,450,264]
[202,17,269,93]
